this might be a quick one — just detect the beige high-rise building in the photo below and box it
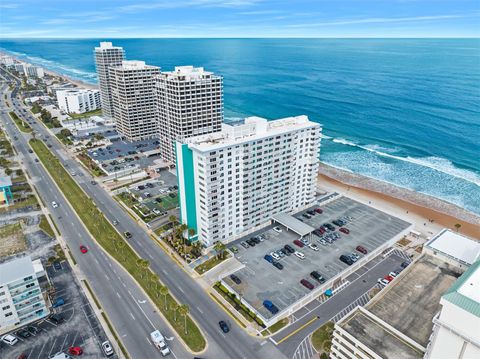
[94,42,125,118]
[155,66,223,163]
[110,60,160,141]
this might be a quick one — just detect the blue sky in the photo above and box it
[1,0,479,38]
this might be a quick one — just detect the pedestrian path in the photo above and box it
[292,335,317,359]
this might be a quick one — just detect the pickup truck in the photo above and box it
[150,330,170,356]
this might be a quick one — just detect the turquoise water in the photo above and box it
[1,38,479,214]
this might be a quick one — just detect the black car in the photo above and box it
[230,274,241,285]
[251,237,261,244]
[124,232,132,239]
[155,197,163,203]
[49,314,64,324]
[219,320,230,333]
[28,149,33,153]
[325,223,336,231]
[246,239,256,247]
[332,220,343,227]
[17,329,31,338]
[53,261,62,270]
[284,244,295,254]
[339,254,354,266]
[34,158,39,162]
[272,261,284,270]
[302,213,311,219]
[27,326,38,334]
[307,210,316,216]
[280,248,290,256]
[401,261,410,269]
[310,271,326,283]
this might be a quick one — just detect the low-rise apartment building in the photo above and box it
[56,88,101,114]
[176,115,321,246]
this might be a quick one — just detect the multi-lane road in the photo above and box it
[1,70,286,359]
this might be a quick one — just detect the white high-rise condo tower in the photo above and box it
[110,61,160,141]
[176,116,321,246]
[94,42,125,118]
[156,66,223,163]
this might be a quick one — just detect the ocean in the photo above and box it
[1,38,479,215]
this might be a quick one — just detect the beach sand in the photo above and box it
[318,163,480,239]
[43,68,97,90]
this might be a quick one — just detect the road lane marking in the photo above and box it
[196,306,204,314]
[275,316,318,345]
[129,312,135,320]
[116,292,121,299]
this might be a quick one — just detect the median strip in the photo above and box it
[29,138,206,352]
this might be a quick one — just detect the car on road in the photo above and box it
[124,231,132,239]
[51,201,58,208]
[310,271,326,283]
[300,279,315,290]
[80,245,88,254]
[308,243,319,251]
[219,320,230,333]
[16,329,31,339]
[28,149,33,153]
[339,227,350,234]
[294,251,305,260]
[284,244,295,254]
[273,226,282,233]
[230,274,241,284]
[263,300,279,314]
[2,334,18,346]
[356,245,368,254]
[272,261,284,270]
[339,254,354,265]
[293,239,304,248]
[102,341,114,356]
[378,278,390,286]
[68,347,83,356]
[240,241,249,249]
[264,254,274,263]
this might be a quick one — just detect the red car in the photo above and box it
[300,279,315,290]
[293,239,305,248]
[314,208,323,214]
[356,245,368,254]
[339,227,350,234]
[17,354,27,359]
[384,275,394,283]
[79,245,88,254]
[68,347,83,355]
[318,227,326,234]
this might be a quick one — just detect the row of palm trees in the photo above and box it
[156,216,203,261]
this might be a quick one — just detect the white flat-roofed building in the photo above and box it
[176,115,321,246]
[110,60,160,141]
[155,65,223,163]
[0,55,14,67]
[14,63,25,73]
[56,88,101,114]
[94,42,125,118]
[0,256,48,335]
[24,64,44,78]
[425,259,480,359]
[423,229,480,269]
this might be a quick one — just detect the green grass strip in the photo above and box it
[9,111,32,133]
[101,312,131,359]
[30,139,206,352]
[39,214,55,237]
[48,214,61,236]
[82,279,102,310]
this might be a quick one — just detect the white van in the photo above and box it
[1,334,18,346]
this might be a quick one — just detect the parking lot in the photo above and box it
[222,196,412,320]
[0,261,116,359]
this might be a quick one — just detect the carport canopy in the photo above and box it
[271,213,315,237]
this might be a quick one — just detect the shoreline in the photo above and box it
[318,163,480,239]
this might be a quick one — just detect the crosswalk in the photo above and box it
[330,284,381,323]
[292,335,317,359]
[391,248,412,262]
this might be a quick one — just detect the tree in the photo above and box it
[115,240,126,261]
[150,273,159,290]
[178,304,190,334]
[170,302,179,321]
[136,258,149,279]
[188,228,196,241]
[168,215,177,228]
[323,340,332,353]
[159,285,169,309]
[214,242,227,260]
[454,223,461,232]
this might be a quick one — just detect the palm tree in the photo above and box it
[214,242,227,260]
[136,258,149,279]
[188,228,196,242]
[170,302,179,321]
[116,240,126,261]
[454,223,461,232]
[178,304,190,334]
[150,273,159,290]
[159,285,169,309]
[168,215,177,229]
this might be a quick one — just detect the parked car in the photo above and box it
[293,239,305,248]
[294,251,305,260]
[310,271,325,283]
[276,249,285,258]
[350,253,360,261]
[308,243,319,251]
[389,271,398,278]
[378,278,390,286]
[79,245,88,254]
[284,244,295,254]
[27,326,38,334]
[53,261,62,270]
[280,248,290,256]
[219,321,230,333]
[16,329,31,339]
[1,334,18,346]
[49,313,64,324]
[273,226,283,233]
[300,279,315,290]
[332,220,342,227]
[230,246,239,254]
[68,346,83,355]
[356,245,368,254]
[230,274,241,285]
[302,213,311,219]
[339,227,350,234]
[52,297,65,308]
[307,210,316,216]
[263,300,279,314]
[384,275,394,282]
[272,261,284,270]
[339,254,354,266]
[251,237,261,244]
[17,354,27,359]
[300,238,309,245]
[314,208,323,214]
[101,341,114,357]
[319,239,328,246]
[326,224,336,231]
[240,241,249,249]
[264,254,274,263]
[246,239,256,247]
[257,235,265,242]
[401,261,410,268]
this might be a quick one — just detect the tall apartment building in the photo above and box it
[56,88,101,114]
[94,42,125,118]
[24,64,44,78]
[0,256,48,335]
[156,66,223,163]
[110,60,160,141]
[176,115,321,246]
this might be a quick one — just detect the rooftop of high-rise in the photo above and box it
[159,65,220,81]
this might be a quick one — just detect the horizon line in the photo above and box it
[1,36,479,40]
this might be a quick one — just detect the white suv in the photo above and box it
[101,341,114,356]
[1,334,18,346]
[273,226,282,233]
[51,201,58,208]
